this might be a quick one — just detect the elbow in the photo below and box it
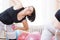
[24,27,29,31]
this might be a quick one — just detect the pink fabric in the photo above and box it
[25,32,41,40]
[52,36,54,40]
[17,32,54,40]
[18,32,29,40]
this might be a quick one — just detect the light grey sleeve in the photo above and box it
[6,24,14,32]
[0,21,5,31]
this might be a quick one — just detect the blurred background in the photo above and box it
[0,0,60,40]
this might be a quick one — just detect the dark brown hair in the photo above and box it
[27,7,36,22]
[55,9,60,22]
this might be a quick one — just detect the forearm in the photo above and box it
[14,20,29,31]
[15,27,29,31]
[10,0,23,10]
[56,0,60,9]
[10,0,22,4]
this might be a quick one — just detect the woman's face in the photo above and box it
[25,6,33,16]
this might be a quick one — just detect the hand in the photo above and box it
[12,25,17,30]
[13,26,18,30]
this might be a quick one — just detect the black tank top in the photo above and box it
[0,7,26,25]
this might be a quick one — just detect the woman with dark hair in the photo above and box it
[0,0,36,30]
[55,9,60,40]
[0,0,36,40]
[27,7,35,22]
[55,9,60,22]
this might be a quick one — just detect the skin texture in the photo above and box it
[17,6,33,21]
[10,0,34,31]
[10,0,33,31]
[56,0,60,10]
[54,0,60,40]
[10,0,23,10]
[14,19,29,31]
[15,6,33,31]
[56,0,60,29]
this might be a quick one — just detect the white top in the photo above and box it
[6,24,15,32]
[0,22,5,31]
[0,21,6,38]
[6,24,16,39]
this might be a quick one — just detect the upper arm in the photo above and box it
[10,0,23,10]
[10,0,23,6]
[9,0,16,6]
[21,19,29,30]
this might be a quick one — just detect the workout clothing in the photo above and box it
[0,6,26,25]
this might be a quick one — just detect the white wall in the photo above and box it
[22,0,57,26]
[0,0,57,26]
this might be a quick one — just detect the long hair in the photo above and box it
[27,7,36,22]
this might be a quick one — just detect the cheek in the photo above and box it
[26,11,32,14]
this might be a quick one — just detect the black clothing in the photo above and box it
[0,6,26,25]
[9,39,16,40]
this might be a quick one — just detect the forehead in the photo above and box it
[24,6,34,11]
[28,6,33,9]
